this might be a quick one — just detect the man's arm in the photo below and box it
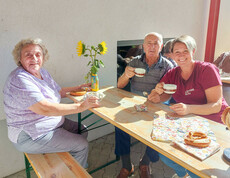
[117,66,135,88]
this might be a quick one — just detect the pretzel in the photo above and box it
[184,131,211,148]
[221,107,230,129]
[70,89,86,96]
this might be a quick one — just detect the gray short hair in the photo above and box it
[12,38,49,66]
[144,32,163,46]
[171,35,197,53]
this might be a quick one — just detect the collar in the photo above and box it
[141,53,164,68]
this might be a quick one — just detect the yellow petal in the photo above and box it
[100,41,108,55]
[76,41,83,56]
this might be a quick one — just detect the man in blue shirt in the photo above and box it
[116,32,174,178]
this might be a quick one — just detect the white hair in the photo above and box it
[12,38,49,66]
[144,32,163,45]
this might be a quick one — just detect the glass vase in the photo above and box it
[91,73,99,91]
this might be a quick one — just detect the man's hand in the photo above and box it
[124,66,135,79]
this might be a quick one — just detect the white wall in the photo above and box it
[215,0,230,59]
[0,0,210,176]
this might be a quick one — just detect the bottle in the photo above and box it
[91,73,99,91]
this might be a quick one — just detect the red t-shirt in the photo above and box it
[161,61,228,123]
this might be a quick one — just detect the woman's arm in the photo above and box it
[170,85,222,115]
[28,96,99,116]
[60,83,91,98]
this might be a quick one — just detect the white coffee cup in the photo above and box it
[134,68,146,77]
[163,84,177,94]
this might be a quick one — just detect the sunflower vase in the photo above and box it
[76,41,107,90]
[91,73,99,91]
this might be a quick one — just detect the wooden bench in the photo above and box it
[24,152,92,178]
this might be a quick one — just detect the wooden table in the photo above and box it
[67,86,230,178]
[221,77,230,84]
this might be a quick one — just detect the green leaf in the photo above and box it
[84,72,90,83]
[91,46,95,50]
[94,59,100,68]
[84,54,89,57]
[98,44,103,52]
[99,60,104,67]
[87,61,91,66]
[91,66,98,74]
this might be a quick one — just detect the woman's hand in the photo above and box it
[76,83,91,90]
[148,89,161,103]
[169,103,189,115]
[80,96,100,110]
[60,83,92,98]
[124,66,135,79]
[155,82,165,95]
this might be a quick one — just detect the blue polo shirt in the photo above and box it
[129,53,174,96]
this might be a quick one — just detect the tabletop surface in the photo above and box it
[221,76,230,84]
[67,86,230,178]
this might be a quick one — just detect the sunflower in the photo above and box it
[98,41,108,55]
[76,41,86,56]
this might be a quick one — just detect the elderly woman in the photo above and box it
[148,35,228,178]
[3,38,100,168]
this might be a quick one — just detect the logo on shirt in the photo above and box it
[185,88,194,95]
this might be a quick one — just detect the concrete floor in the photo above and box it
[5,132,176,178]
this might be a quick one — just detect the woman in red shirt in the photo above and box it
[148,35,228,178]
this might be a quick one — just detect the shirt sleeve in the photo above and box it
[8,73,44,109]
[200,63,222,90]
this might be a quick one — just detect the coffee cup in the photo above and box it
[163,84,177,94]
[134,68,146,77]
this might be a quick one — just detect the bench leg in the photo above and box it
[24,154,31,178]
[78,113,82,134]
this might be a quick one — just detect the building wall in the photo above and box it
[215,0,230,59]
[0,0,210,176]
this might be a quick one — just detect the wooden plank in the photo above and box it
[58,152,92,178]
[25,152,92,178]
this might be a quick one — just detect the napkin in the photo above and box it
[172,140,220,161]
[151,117,220,160]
